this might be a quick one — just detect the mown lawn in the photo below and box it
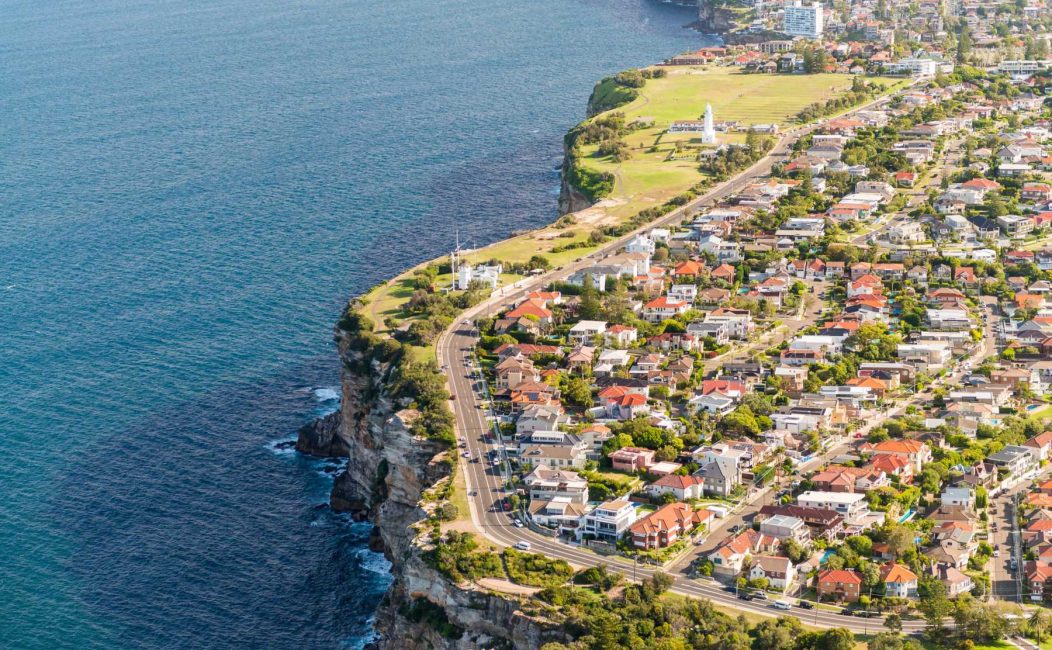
[577,67,905,220]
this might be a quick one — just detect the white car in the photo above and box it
[513,519,524,528]
[514,541,531,551]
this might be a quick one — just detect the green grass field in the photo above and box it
[577,67,904,221]
[358,67,907,344]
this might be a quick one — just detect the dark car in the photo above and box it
[856,611,880,618]
[737,592,753,601]
[798,601,814,610]
[840,608,853,616]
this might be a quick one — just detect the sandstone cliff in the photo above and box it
[298,327,561,649]
[558,156,593,216]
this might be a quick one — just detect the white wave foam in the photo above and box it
[265,435,298,456]
[357,548,392,576]
[313,387,340,402]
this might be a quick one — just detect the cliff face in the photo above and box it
[558,157,593,216]
[695,0,736,34]
[299,329,561,649]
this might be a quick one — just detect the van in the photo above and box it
[514,541,531,551]
[774,600,792,610]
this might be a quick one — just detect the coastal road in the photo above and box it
[435,87,929,632]
[443,323,928,634]
[444,295,994,634]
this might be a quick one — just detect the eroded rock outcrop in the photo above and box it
[300,327,559,649]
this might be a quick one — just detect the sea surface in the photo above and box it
[0,0,708,647]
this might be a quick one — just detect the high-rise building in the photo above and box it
[783,1,824,38]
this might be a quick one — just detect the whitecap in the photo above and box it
[313,387,340,402]
[265,435,299,456]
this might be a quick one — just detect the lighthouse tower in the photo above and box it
[701,103,717,145]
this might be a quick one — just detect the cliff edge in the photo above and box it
[298,323,562,649]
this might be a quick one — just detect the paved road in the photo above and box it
[433,90,940,632]
[444,324,927,634]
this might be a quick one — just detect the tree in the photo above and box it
[883,613,902,633]
[957,27,972,64]
[784,538,810,564]
[722,405,761,437]
[562,376,593,409]
[1028,608,1052,643]
[648,571,673,595]
[867,632,920,650]
[579,273,602,320]
[752,617,803,650]
[954,598,1013,643]
[886,523,916,559]
[917,575,952,636]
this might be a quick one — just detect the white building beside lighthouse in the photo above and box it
[701,103,717,144]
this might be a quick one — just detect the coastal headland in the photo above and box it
[298,63,910,649]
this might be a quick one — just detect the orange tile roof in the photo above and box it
[818,569,862,584]
[881,562,918,584]
[506,299,552,319]
[872,440,926,454]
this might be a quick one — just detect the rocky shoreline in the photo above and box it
[298,329,561,649]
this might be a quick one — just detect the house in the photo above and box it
[863,439,932,472]
[691,393,736,416]
[606,392,650,420]
[705,308,754,339]
[629,503,712,549]
[519,440,589,469]
[935,564,974,597]
[604,324,638,347]
[1023,183,1052,203]
[709,529,779,576]
[756,505,844,540]
[516,404,567,434]
[749,555,797,592]
[759,514,810,544]
[524,466,589,504]
[578,500,638,543]
[893,171,917,187]
[816,569,863,602]
[529,498,587,533]
[880,562,919,598]
[609,447,655,473]
[505,299,553,327]
[797,491,869,522]
[646,474,706,501]
[496,356,540,389]
[643,296,690,322]
[1027,563,1052,600]
[998,214,1035,238]
[697,458,740,497]
[569,320,608,344]
[1025,431,1052,461]
[988,445,1039,476]
[941,486,974,508]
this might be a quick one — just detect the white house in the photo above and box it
[577,500,637,543]
[569,321,608,344]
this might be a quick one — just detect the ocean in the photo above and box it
[0,0,706,646]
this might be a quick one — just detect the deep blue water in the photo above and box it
[0,0,705,647]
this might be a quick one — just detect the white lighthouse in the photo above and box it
[701,103,717,144]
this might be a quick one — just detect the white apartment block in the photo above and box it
[783,1,824,38]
